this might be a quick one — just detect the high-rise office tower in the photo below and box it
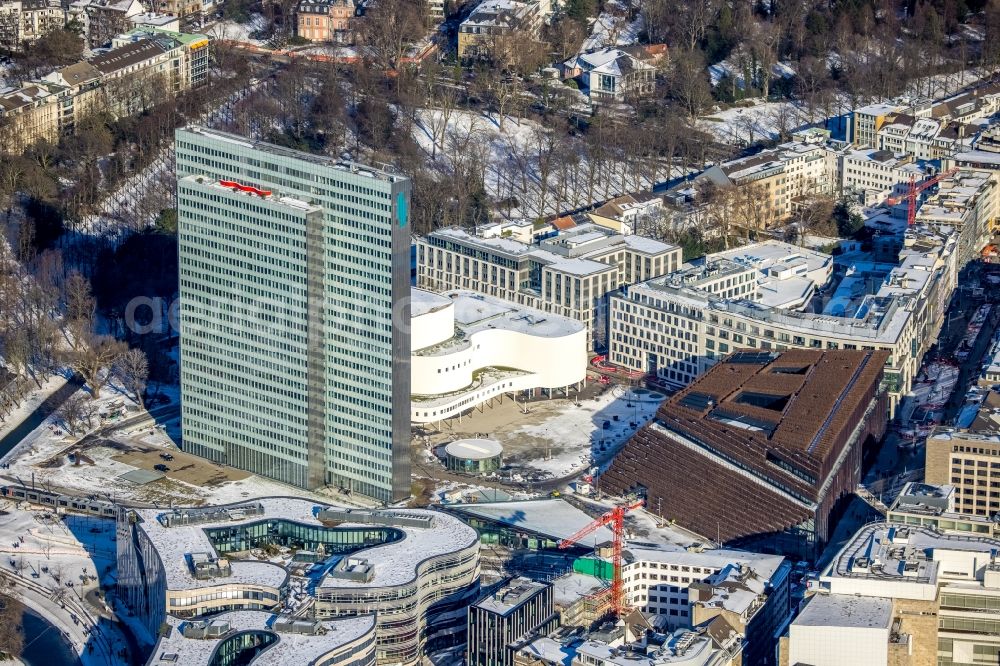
[175,127,411,503]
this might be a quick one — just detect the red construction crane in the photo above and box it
[887,167,958,227]
[558,499,644,619]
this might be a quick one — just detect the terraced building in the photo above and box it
[118,498,481,666]
[601,349,890,559]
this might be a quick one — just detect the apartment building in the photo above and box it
[0,28,208,153]
[68,0,146,48]
[457,0,548,60]
[415,224,681,350]
[622,545,790,666]
[806,522,1000,666]
[468,579,558,666]
[912,169,998,273]
[696,137,838,227]
[0,0,65,50]
[296,0,354,44]
[875,114,975,160]
[175,127,411,502]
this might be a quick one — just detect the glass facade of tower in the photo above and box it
[175,127,411,503]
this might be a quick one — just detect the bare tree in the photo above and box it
[56,393,98,435]
[71,334,127,400]
[354,0,426,74]
[114,348,149,409]
[63,271,95,351]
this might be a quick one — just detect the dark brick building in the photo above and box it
[602,349,890,559]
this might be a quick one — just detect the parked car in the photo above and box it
[153,464,169,472]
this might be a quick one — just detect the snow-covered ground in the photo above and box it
[79,78,265,243]
[413,108,677,218]
[581,0,644,52]
[708,60,796,89]
[0,381,368,509]
[0,374,68,439]
[208,13,269,46]
[0,506,128,665]
[699,99,812,146]
[507,388,663,478]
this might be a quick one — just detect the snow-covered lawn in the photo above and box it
[208,14,269,47]
[413,108,678,218]
[699,99,812,146]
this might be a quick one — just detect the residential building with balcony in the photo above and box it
[68,0,146,47]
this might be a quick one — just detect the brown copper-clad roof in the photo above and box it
[601,349,889,548]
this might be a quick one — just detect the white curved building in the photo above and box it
[411,289,588,423]
[117,498,481,666]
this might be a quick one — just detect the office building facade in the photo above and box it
[175,127,411,502]
[467,579,558,666]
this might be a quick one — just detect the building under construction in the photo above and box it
[601,349,890,559]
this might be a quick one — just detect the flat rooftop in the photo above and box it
[475,578,550,615]
[822,522,1000,591]
[411,289,585,356]
[179,126,406,183]
[133,498,478,592]
[150,611,375,666]
[792,594,893,629]
[444,498,615,545]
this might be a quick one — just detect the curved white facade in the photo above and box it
[410,289,587,423]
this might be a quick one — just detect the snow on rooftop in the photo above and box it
[135,498,477,592]
[153,611,376,666]
[316,508,477,589]
[446,498,615,545]
[410,288,452,318]
[792,594,893,629]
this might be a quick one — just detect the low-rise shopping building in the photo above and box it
[410,288,586,424]
[117,498,481,666]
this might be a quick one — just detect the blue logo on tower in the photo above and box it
[396,192,408,229]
